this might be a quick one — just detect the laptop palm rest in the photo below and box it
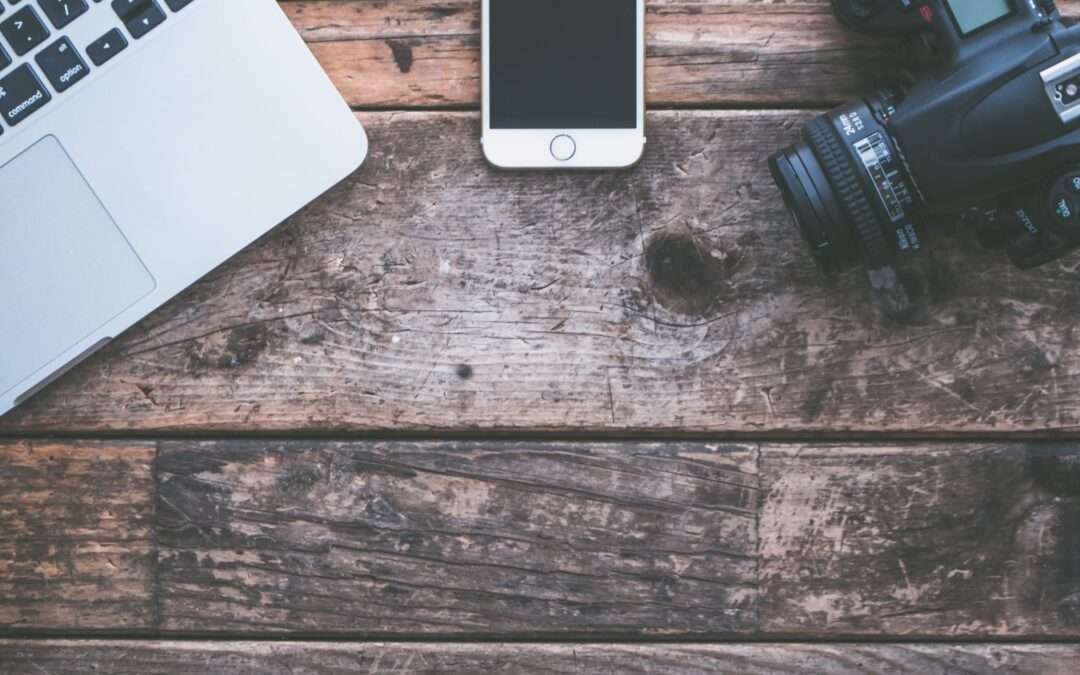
[0,136,155,400]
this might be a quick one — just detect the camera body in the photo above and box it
[771,0,1080,311]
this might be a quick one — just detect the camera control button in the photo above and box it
[550,135,576,162]
[1052,194,1076,223]
[1066,174,1080,194]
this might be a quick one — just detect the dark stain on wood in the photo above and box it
[185,324,270,373]
[387,40,414,74]
[278,465,323,494]
[298,322,325,345]
[1027,446,1080,626]
[800,382,832,422]
[1026,445,1080,499]
[1058,504,1080,626]
[1018,342,1057,376]
[645,231,734,315]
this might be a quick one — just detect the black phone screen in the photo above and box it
[489,0,638,129]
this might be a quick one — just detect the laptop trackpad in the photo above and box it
[0,136,155,398]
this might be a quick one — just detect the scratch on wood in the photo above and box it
[606,371,617,424]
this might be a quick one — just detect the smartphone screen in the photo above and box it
[489,0,638,130]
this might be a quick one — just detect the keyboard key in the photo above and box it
[85,27,125,66]
[164,0,191,10]
[38,0,88,30]
[0,43,9,71]
[35,36,87,92]
[111,0,149,21]
[0,63,51,125]
[0,5,49,56]
[116,0,164,40]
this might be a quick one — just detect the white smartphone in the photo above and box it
[482,0,646,169]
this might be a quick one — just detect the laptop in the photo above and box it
[0,0,368,416]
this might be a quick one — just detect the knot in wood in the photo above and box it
[644,233,730,315]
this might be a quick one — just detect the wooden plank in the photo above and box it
[3,641,1080,675]
[0,441,156,631]
[5,440,1077,637]
[154,440,760,635]
[760,444,1080,636]
[4,110,1080,434]
[282,0,1080,109]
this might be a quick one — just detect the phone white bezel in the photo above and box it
[481,0,646,169]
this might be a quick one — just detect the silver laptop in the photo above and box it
[0,0,368,416]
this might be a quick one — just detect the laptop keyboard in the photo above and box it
[0,0,194,136]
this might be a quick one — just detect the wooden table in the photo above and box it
[3,1,1080,672]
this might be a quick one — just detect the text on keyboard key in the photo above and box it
[35,36,87,92]
[85,27,126,66]
[38,0,89,30]
[0,63,51,126]
[0,5,49,56]
[122,0,164,40]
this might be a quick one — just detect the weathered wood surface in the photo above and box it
[3,440,1077,637]
[0,442,155,631]
[761,444,1080,636]
[3,641,1080,675]
[282,0,1080,109]
[157,440,760,635]
[4,111,1080,434]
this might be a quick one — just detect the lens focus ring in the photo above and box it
[804,116,892,267]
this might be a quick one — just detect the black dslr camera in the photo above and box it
[770,0,1080,315]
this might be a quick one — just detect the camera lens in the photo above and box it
[769,138,860,274]
[770,107,910,274]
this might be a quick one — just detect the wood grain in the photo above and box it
[761,444,1080,636]
[282,0,1080,109]
[3,640,1080,674]
[0,442,155,631]
[4,111,1080,434]
[3,440,1078,637]
[154,440,759,635]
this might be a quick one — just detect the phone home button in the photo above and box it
[550,135,576,161]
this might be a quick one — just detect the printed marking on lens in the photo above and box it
[854,133,907,223]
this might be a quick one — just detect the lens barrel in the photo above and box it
[770,97,919,275]
[769,140,860,273]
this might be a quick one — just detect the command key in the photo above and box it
[0,64,52,127]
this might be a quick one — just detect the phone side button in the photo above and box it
[550,135,576,161]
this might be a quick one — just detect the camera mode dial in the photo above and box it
[1046,173,1080,234]
[988,168,1080,269]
